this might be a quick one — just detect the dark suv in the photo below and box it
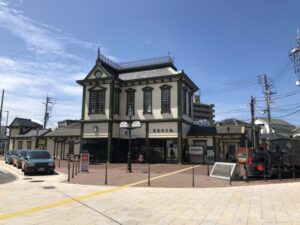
[22,150,55,175]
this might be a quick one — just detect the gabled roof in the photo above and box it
[13,129,50,138]
[46,129,80,137]
[256,117,296,133]
[292,126,300,134]
[216,118,250,126]
[9,117,43,129]
[256,117,295,126]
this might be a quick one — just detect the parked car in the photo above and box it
[15,150,29,169]
[6,150,18,165]
[13,150,23,167]
[22,150,55,175]
[4,151,13,164]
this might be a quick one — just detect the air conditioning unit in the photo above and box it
[296,80,300,86]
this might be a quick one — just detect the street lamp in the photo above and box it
[227,127,230,162]
[127,106,133,173]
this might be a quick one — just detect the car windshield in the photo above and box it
[20,151,27,157]
[27,151,51,159]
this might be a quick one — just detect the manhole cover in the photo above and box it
[23,178,33,180]
[42,186,56,189]
[30,180,44,183]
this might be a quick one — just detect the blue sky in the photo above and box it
[0,0,300,127]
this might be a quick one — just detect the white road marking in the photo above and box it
[0,169,9,174]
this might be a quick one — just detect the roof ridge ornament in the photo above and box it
[96,47,101,65]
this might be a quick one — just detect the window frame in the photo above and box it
[142,86,153,114]
[188,92,193,117]
[88,86,107,114]
[114,88,121,115]
[18,141,22,149]
[182,87,187,115]
[126,88,136,115]
[27,141,32,149]
[160,84,172,114]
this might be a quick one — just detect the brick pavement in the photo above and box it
[55,159,300,188]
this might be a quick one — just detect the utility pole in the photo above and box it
[250,96,256,149]
[43,95,55,129]
[259,74,275,136]
[0,90,4,136]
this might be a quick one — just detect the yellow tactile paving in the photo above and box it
[0,165,200,221]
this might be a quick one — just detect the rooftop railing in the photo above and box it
[100,54,174,70]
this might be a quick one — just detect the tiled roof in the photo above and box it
[118,67,178,81]
[46,129,80,137]
[13,129,50,138]
[216,118,250,126]
[9,117,42,129]
[257,118,296,134]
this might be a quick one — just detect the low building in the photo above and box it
[193,95,215,123]
[255,118,296,138]
[76,52,199,163]
[292,126,300,139]
[8,117,50,150]
[187,118,253,163]
[0,127,7,154]
[45,120,81,159]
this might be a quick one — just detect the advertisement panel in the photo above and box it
[80,152,90,172]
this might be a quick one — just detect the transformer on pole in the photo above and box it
[289,29,300,86]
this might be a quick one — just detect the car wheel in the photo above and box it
[50,170,55,175]
[24,170,29,176]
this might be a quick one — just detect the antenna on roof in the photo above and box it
[96,47,101,64]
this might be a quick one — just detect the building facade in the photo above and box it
[8,117,49,150]
[77,52,198,163]
[255,117,296,138]
[45,120,80,159]
[193,95,215,123]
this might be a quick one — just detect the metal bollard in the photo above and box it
[245,164,249,183]
[278,164,281,180]
[293,164,296,179]
[75,157,78,176]
[207,164,210,176]
[105,161,108,185]
[148,162,150,187]
[263,159,266,182]
[229,166,232,186]
[77,158,80,173]
[68,158,70,182]
[58,157,61,168]
[192,164,195,187]
[72,160,75,178]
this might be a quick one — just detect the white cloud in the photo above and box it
[0,1,106,127]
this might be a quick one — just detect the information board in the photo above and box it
[80,152,89,172]
[210,162,236,180]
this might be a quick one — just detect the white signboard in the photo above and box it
[120,122,129,128]
[189,146,203,155]
[131,121,141,128]
[210,162,237,180]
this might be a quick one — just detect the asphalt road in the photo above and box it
[0,169,16,184]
